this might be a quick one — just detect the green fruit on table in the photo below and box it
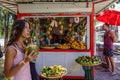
[25,44,39,55]
[75,56,101,65]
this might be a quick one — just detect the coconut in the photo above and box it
[25,44,39,55]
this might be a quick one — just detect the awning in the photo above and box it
[0,0,117,14]
[0,0,17,14]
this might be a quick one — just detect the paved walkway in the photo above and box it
[94,63,120,80]
[0,54,120,80]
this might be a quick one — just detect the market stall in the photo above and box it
[17,2,94,79]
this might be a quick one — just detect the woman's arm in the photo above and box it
[4,46,37,78]
[4,46,26,78]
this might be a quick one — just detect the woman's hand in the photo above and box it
[23,51,37,63]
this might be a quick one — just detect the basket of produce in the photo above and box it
[75,56,102,66]
[41,65,67,79]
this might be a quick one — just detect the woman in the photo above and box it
[4,20,37,80]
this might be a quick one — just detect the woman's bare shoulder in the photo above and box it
[5,45,16,55]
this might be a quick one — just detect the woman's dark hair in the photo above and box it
[7,19,28,46]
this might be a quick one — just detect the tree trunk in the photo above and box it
[4,14,8,48]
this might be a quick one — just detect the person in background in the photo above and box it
[44,35,50,45]
[74,32,79,41]
[4,20,37,80]
[0,44,3,58]
[102,23,117,75]
[61,30,69,44]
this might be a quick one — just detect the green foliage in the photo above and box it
[110,4,115,9]
[31,27,36,38]
[0,7,15,38]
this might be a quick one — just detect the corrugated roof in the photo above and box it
[0,0,17,13]
[0,0,116,14]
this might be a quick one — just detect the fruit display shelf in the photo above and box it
[57,47,70,49]
[41,46,55,49]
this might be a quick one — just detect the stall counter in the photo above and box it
[35,51,91,79]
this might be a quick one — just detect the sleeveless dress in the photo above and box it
[11,46,31,80]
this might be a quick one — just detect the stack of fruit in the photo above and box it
[46,25,53,40]
[71,41,86,49]
[56,41,86,49]
[75,56,101,66]
[58,20,64,34]
[57,43,71,49]
[41,65,67,78]
[68,23,72,32]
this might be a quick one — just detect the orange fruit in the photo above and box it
[59,30,63,34]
